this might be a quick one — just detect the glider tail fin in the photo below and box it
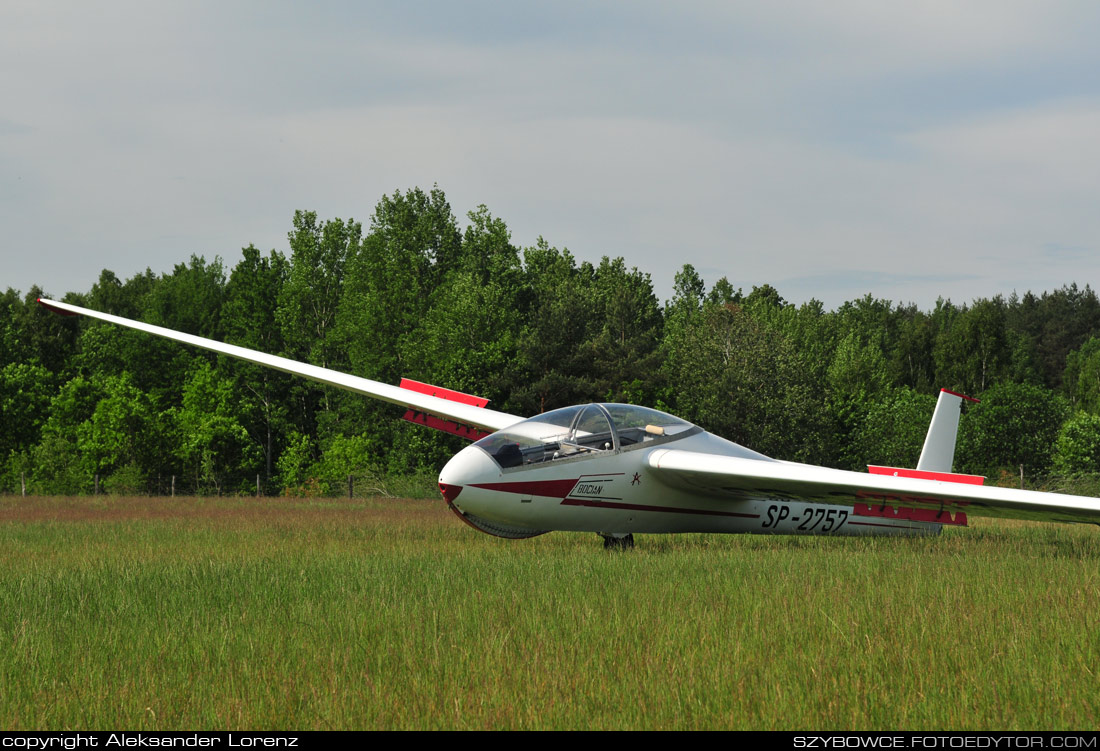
[917,388,979,473]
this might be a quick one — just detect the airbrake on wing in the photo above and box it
[398,378,492,441]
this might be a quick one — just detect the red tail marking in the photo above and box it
[868,465,985,485]
[941,388,980,403]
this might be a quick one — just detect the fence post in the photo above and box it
[256,474,261,498]
[21,472,26,497]
[348,475,353,499]
[94,474,99,495]
[1019,464,1024,490]
[171,475,175,497]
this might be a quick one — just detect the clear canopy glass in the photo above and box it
[474,403,696,469]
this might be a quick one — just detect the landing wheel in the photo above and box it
[600,533,635,551]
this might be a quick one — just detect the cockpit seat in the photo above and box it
[494,442,523,468]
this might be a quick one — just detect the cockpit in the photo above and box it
[473,403,699,469]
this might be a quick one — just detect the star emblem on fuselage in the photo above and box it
[632,472,641,485]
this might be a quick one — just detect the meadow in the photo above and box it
[1,494,1098,730]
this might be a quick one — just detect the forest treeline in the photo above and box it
[6,186,1100,497]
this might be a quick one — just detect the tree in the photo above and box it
[825,332,891,469]
[581,257,663,404]
[511,240,597,414]
[0,362,55,492]
[75,373,158,491]
[1006,284,1100,389]
[664,302,825,462]
[277,211,361,447]
[1062,337,1100,414]
[890,304,934,390]
[933,297,1010,395]
[956,382,1069,478]
[852,387,937,470]
[0,362,55,461]
[1052,412,1100,476]
[338,189,457,382]
[172,362,261,494]
[223,245,291,483]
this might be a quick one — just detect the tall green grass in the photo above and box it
[1,496,1097,729]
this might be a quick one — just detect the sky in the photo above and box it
[2,0,1100,310]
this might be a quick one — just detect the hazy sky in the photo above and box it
[3,1,1099,309]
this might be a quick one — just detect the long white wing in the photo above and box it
[648,448,1100,525]
[38,298,524,433]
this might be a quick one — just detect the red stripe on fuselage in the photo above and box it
[470,478,581,497]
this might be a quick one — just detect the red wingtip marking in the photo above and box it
[37,299,78,316]
[941,388,980,403]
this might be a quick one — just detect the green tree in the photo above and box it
[172,362,261,494]
[223,245,291,483]
[826,332,891,469]
[338,189,458,383]
[664,302,824,461]
[582,257,663,404]
[0,362,55,460]
[934,297,1010,395]
[890,305,934,390]
[956,382,1069,478]
[1006,284,1100,389]
[1052,412,1100,476]
[31,375,103,493]
[511,240,597,414]
[75,373,158,491]
[1062,337,1100,413]
[852,387,937,470]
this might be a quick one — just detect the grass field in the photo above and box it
[1,494,1098,730]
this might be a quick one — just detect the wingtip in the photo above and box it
[36,298,78,316]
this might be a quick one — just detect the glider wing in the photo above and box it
[37,298,524,434]
[647,448,1100,525]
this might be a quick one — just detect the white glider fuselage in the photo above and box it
[438,404,939,538]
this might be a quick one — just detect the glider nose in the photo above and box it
[438,444,498,505]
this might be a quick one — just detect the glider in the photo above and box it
[38,297,1100,548]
